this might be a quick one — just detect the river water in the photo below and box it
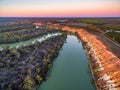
[0,33,61,51]
[39,35,96,90]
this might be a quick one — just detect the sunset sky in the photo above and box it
[0,0,120,17]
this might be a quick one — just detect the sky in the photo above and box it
[0,0,120,17]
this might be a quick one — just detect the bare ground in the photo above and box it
[88,30,120,58]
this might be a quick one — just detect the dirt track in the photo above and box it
[89,31,120,58]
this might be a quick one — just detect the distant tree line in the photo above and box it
[0,24,35,33]
[0,27,60,44]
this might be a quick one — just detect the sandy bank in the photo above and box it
[62,26,120,90]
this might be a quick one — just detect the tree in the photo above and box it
[2,45,9,51]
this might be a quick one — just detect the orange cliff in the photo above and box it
[61,26,120,90]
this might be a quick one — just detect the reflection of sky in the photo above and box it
[0,0,120,17]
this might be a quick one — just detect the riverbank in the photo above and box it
[61,26,120,90]
[0,33,62,51]
[0,33,67,90]
[39,35,96,90]
[0,27,60,44]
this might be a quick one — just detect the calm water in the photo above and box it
[0,33,61,51]
[39,35,96,90]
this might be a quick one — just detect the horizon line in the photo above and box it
[0,16,120,18]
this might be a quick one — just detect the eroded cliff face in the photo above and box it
[61,26,120,90]
[62,26,78,33]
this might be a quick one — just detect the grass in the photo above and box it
[106,32,120,43]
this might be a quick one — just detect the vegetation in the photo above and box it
[0,33,67,90]
[81,19,105,25]
[101,24,120,31]
[87,26,101,32]
[77,19,120,33]
[0,24,35,33]
[0,28,60,44]
[106,32,120,43]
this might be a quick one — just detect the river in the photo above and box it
[0,33,61,51]
[38,35,96,90]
